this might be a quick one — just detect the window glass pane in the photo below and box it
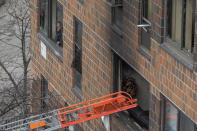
[39,0,49,35]
[142,0,151,20]
[180,112,195,131]
[170,0,183,45]
[147,0,152,20]
[74,69,82,89]
[51,0,57,41]
[114,6,123,29]
[75,19,82,48]
[74,45,82,73]
[167,0,172,37]
[164,101,178,131]
[184,0,193,51]
[57,2,63,24]
[56,2,63,47]
[142,0,148,18]
[41,76,48,111]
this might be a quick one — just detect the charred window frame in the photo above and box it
[166,0,195,52]
[111,0,123,31]
[73,17,83,90]
[163,97,197,131]
[41,76,48,112]
[113,54,122,93]
[39,0,63,48]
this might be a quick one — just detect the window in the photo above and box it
[73,18,82,90]
[140,0,152,51]
[111,0,123,30]
[142,0,152,21]
[113,53,149,129]
[163,98,197,131]
[164,101,178,131]
[39,0,63,48]
[166,0,195,52]
[41,76,48,112]
[39,0,48,35]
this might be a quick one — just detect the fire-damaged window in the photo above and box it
[166,0,195,52]
[163,97,197,131]
[109,0,123,33]
[39,0,63,48]
[41,76,48,112]
[113,53,150,129]
[73,17,82,90]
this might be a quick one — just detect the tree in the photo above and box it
[0,0,64,123]
[0,0,31,120]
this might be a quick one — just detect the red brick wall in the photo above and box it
[30,0,197,130]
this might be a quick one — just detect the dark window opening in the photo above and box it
[163,98,197,131]
[41,76,48,112]
[39,0,63,48]
[113,53,149,129]
[112,6,123,30]
[142,0,152,21]
[166,0,195,52]
[73,17,82,90]
[140,0,152,51]
[110,0,123,31]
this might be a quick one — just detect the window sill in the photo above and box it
[37,32,63,61]
[137,47,151,61]
[71,86,82,101]
[160,42,194,71]
[112,110,147,131]
[110,25,123,38]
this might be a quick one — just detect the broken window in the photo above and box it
[166,0,195,52]
[111,0,123,31]
[73,17,82,90]
[41,76,48,112]
[39,0,63,48]
[113,53,149,129]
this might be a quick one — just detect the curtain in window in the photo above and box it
[51,0,57,41]
[184,0,193,51]
[171,0,183,45]
[164,101,178,131]
[142,0,152,21]
[39,0,49,35]
[147,0,152,21]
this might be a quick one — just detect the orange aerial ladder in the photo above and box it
[0,91,137,131]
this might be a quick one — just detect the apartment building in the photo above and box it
[30,0,197,130]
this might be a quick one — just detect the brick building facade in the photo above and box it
[30,0,197,130]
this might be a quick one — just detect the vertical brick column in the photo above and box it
[152,0,165,44]
[149,93,161,131]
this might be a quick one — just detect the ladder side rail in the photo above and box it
[58,92,137,128]
[0,110,58,130]
[5,114,57,130]
[58,91,134,117]
[59,91,130,113]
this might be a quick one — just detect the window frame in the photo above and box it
[38,0,63,48]
[139,0,152,51]
[162,97,197,131]
[165,0,195,53]
[111,5,123,30]
[41,76,48,112]
[73,17,83,91]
